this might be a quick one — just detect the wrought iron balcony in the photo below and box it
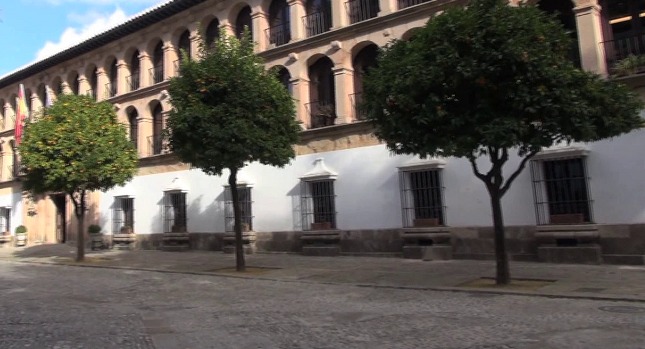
[147,134,170,156]
[346,0,379,24]
[305,101,336,129]
[603,32,645,77]
[149,65,164,85]
[105,82,117,99]
[303,10,332,37]
[349,92,366,121]
[398,0,432,9]
[126,73,140,92]
[266,23,291,47]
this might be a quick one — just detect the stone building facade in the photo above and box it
[0,0,644,264]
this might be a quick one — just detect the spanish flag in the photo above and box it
[14,84,29,145]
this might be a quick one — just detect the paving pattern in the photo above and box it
[1,261,644,349]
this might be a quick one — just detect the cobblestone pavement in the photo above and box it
[1,261,645,349]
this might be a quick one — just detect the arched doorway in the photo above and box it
[308,56,335,128]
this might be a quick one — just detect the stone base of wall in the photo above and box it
[115,224,645,265]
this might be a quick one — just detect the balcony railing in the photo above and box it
[346,0,379,24]
[349,92,366,121]
[398,0,432,9]
[150,65,164,85]
[303,10,332,37]
[105,82,117,99]
[126,73,140,92]
[602,32,645,76]
[147,134,170,156]
[265,23,291,47]
[305,101,336,129]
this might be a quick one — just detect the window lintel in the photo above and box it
[532,146,589,161]
[300,158,337,182]
[398,158,446,172]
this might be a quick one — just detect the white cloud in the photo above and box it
[35,8,130,61]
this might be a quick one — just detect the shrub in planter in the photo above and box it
[15,225,27,235]
[88,224,102,235]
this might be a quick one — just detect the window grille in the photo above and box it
[399,169,445,227]
[0,207,10,233]
[224,186,253,232]
[163,191,187,233]
[113,197,134,234]
[301,179,336,230]
[530,157,593,225]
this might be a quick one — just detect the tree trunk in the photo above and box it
[489,188,510,285]
[228,168,246,272]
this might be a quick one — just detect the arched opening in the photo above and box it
[24,88,32,115]
[347,0,379,24]
[108,59,118,98]
[151,103,164,155]
[307,56,335,128]
[304,0,332,37]
[68,72,80,95]
[275,66,291,94]
[152,42,165,84]
[129,50,141,91]
[87,67,98,100]
[268,0,291,46]
[9,140,18,179]
[599,0,645,73]
[177,30,191,62]
[235,6,253,40]
[205,18,220,48]
[37,84,47,109]
[538,0,579,67]
[352,43,379,120]
[0,99,5,130]
[9,95,17,121]
[51,77,63,96]
[127,107,139,151]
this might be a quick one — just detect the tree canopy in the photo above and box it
[168,30,300,271]
[363,0,643,284]
[19,93,138,261]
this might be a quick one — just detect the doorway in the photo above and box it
[51,194,67,243]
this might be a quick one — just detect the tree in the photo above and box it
[167,30,300,272]
[19,94,138,262]
[363,0,643,284]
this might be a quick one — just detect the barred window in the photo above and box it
[224,186,253,232]
[113,197,134,234]
[301,179,336,230]
[400,169,445,227]
[531,157,593,225]
[163,191,187,233]
[0,207,10,233]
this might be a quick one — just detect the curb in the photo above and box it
[4,258,645,304]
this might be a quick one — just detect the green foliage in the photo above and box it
[167,30,300,175]
[363,0,643,161]
[18,94,138,197]
[15,225,26,235]
[613,54,645,77]
[88,224,101,235]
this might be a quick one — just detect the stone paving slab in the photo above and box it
[1,244,645,302]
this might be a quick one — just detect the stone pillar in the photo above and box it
[188,21,201,60]
[332,65,354,124]
[96,68,108,101]
[288,0,306,41]
[163,41,178,79]
[379,0,398,15]
[331,0,349,29]
[251,9,269,52]
[138,115,152,157]
[574,0,607,76]
[78,74,90,99]
[290,77,310,128]
[139,52,152,87]
[29,93,41,120]
[60,81,71,95]
[116,60,129,95]
[219,19,235,37]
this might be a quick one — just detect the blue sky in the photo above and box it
[0,0,168,77]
